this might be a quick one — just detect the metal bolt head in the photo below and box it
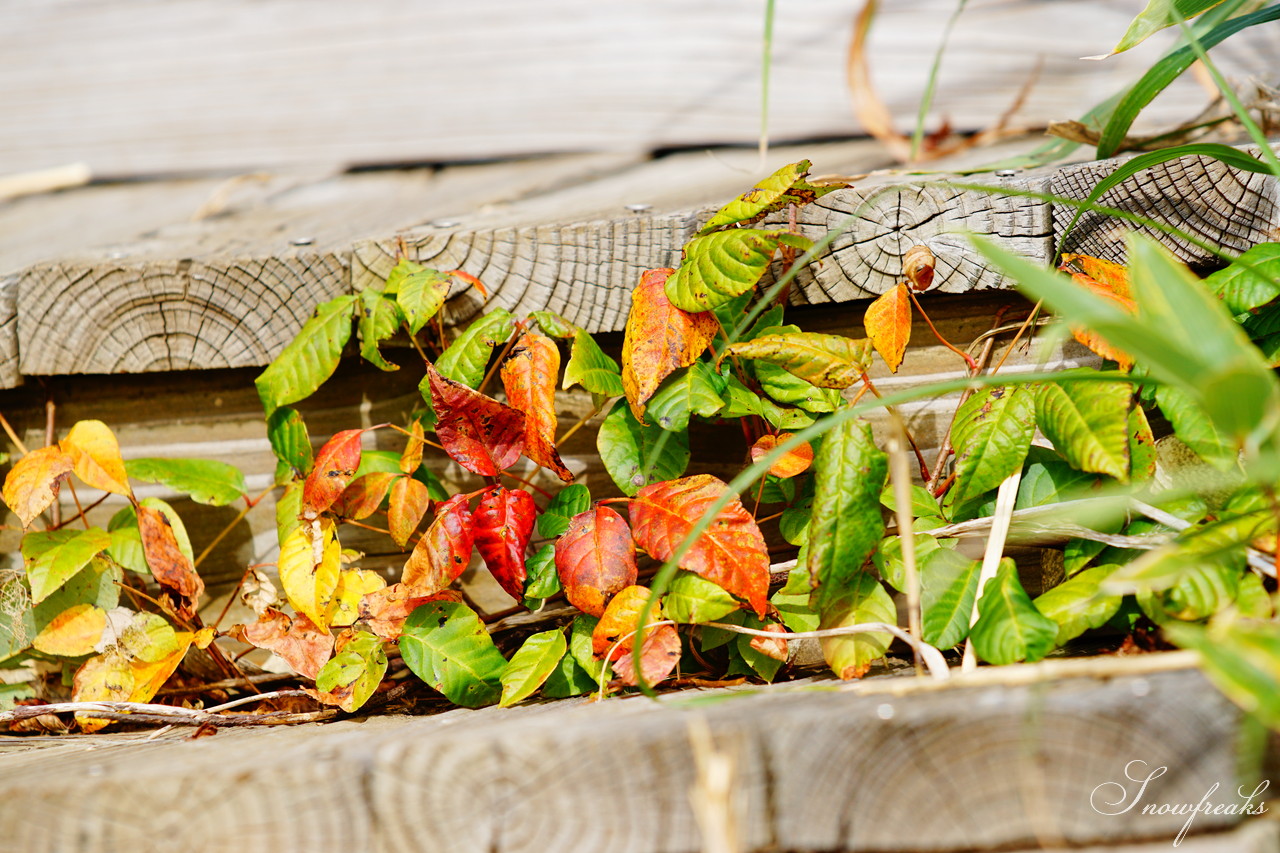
[431,219,460,229]
[625,203,652,212]
[289,236,314,246]
[994,169,1018,178]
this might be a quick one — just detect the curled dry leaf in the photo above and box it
[388,476,432,548]
[621,268,718,420]
[749,623,790,662]
[359,586,462,641]
[614,622,682,687]
[554,505,638,617]
[592,584,659,660]
[61,420,131,497]
[903,245,935,291]
[331,471,399,521]
[241,567,280,617]
[749,434,813,478]
[863,283,912,373]
[401,493,474,595]
[424,362,525,476]
[137,504,204,615]
[501,332,573,483]
[302,428,365,517]
[2,445,73,528]
[234,608,335,680]
[629,474,770,617]
[473,486,537,602]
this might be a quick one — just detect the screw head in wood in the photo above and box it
[431,219,460,228]
[995,169,1018,178]
[289,236,314,246]
[625,203,652,212]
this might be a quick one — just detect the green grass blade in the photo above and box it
[911,0,970,161]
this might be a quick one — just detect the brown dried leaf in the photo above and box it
[234,608,335,679]
[749,623,789,662]
[388,476,431,548]
[401,493,474,595]
[331,471,399,520]
[302,429,364,517]
[749,434,813,479]
[137,504,204,615]
[359,586,463,641]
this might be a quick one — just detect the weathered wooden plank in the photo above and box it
[0,662,1266,852]
[1,0,1274,176]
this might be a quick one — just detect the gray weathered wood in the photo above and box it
[0,661,1268,852]
[4,0,1274,177]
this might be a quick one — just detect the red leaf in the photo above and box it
[501,332,573,483]
[302,429,364,516]
[359,586,462,641]
[749,434,813,478]
[592,584,657,660]
[473,486,536,601]
[388,476,432,548]
[864,283,912,373]
[554,506,638,617]
[615,622,682,687]
[234,609,334,679]
[424,362,525,476]
[629,474,770,617]
[137,505,203,615]
[331,471,398,520]
[401,494,474,595]
[621,268,719,419]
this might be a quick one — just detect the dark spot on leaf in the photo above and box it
[438,617,448,628]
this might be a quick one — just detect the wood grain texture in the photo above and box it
[0,665,1266,852]
[1,0,1274,177]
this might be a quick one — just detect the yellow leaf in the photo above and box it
[61,420,131,496]
[32,603,107,657]
[326,569,387,628]
[72,649,135,732]
[2,445,73,527]
[278,520,341,633]
[129,631,193,702]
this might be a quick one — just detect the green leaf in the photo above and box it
[1128,404,1158,482]
[1097,8,1280,158]
[433,308,514,389]
[1107,0,1227,57]
[736,630,783,682]
[536,484,591,538]
[499,629,566,707]
[645,362,725,431]
[920,548,981,651]
[315,631,387,712]
[1014,446,1100,509]
[32,557,121,635]
[757,363,841,413]
[665,229,811,312]
[806,418,888,610]
[816,573,895,679]
[529,310,580,339]
[0,682,36,711]
[107,507,150,575]
[255,294,358,417]
[1236,571,1273,620]
[125,458,248,507]
[665,570,741,624]
[1033,565,1124,645]
[1204,242,1280,315]
[357,287,404,372]
[880,483,943,518]
[392,263,452,334]
[399,601,507,708]
[1136,560,1241,624]
[275,481,303,546]
[873,530,947,593]
[1164,619,1280,730]
[949,386,1035,503]
[1155,385,1236,467]
[569,614,609,682]
[698,160,843,235]
[267,407,313,479]
[772,569,819,633]
[597,400,689,496]
[970,559,1058,664]
[1033,380,1131,481]
[541,650,598,698]
[563,330,624,397]
[522,544,561,608]
[22,528,113,604]
[725,332,872,390]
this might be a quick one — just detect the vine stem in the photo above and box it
[887,413,923,677]
[0,411,28,455]
[557,398,607,448]
[704,620,950,681]
[907,289,978,371]
[477,322,525,397]
[858,373,930,481]
[194,484,276,570]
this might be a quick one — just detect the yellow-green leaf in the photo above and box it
[22,528,112,604]
[724,332,872,390]
[665,229,811,313]
[278,520,342,633]
[499,628,566,707]
[697,160,844,235]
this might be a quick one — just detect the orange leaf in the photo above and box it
[401,493,474,595]
[501,332,573,483]
[137,504,204,614]
[749,623,789,661]
[1058,254,1136,370]
[554,506,638,617]
[472,486,536,601]
[331,471,399,520]
[864,283,912,373]
[360,585,464,641]
[614,622,682,687]
[61,420,131,496]
[388,476,432,548]
[235,608,335,679]
[621,268,718,420]
[424,362,525,476]
[302,429,364,517]
[628,475,770,617]
[749,434,813,478]
[592,584,659,660]
[400,421,426,474]
[32,602,107,657]
[2,444,73,527]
